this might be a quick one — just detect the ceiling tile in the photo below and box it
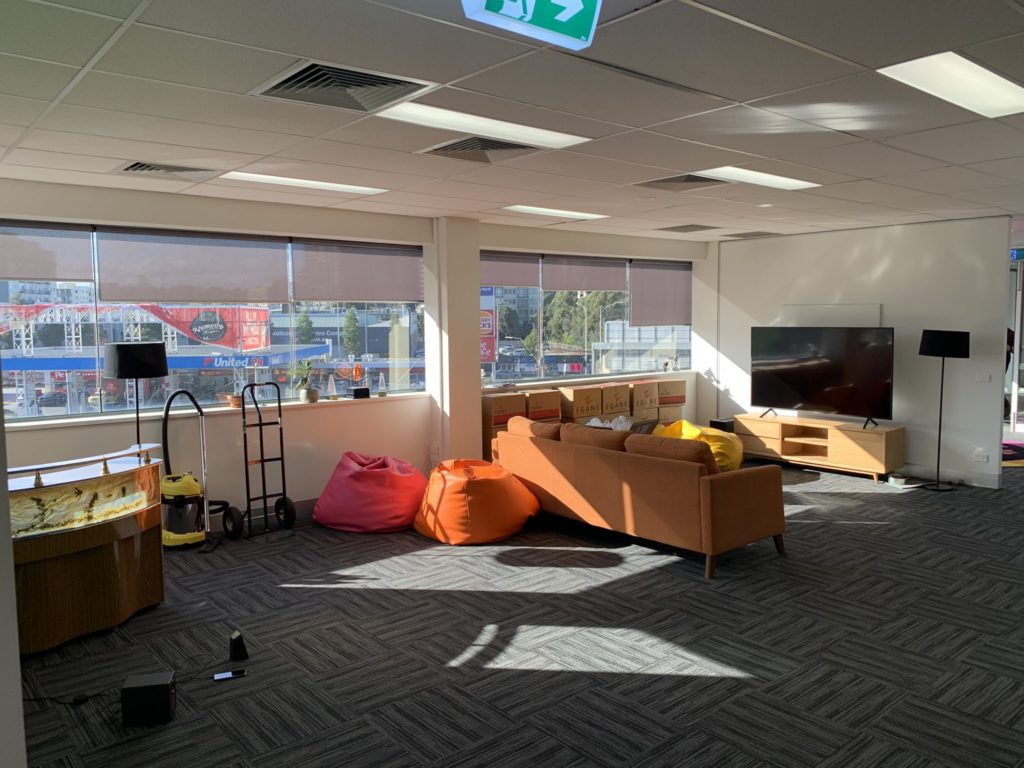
[803,179,932,204]
[568,130,756,171]
[778,141,944,178]
[731,158,856,185]
[0,125,26,145]
[3,147,124,173]
[0,2,119,66]
[489,194,640,216]
[580,2,858,102]
[19,129,262,168]
[950,184,1024,207]
[876,166,1016,194]
[0,54,77,100]
[650,105,857,156]
[45,0,143,17]
[236,159,433,191]
[400,180,559,204]
[498,150,675,185]
[887,194,1011,215]
[455,50,726,128]
[967,157,1024,183]
[964,32,1024,88]
[140,0,531,83]
[414,88,625,139]
[752,73,978,140]
[366,190,497,212]
[320,117,465,153]
[202,177,361,201]
[0,94,48,126]
[184,184,343,207]
[63,72,358,137]
[694,0,1024,68]
[332,198,469,218]
[0,162,193,192]
[683,185,841,210]
[276,139,478,178]
[38,104,302,155]
[444,166,619,197]
[882,121,1024,165]
[95,26,300,94]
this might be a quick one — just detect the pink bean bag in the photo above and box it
[314,452,427,532]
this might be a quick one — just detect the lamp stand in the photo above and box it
[133,377,141,461]
[923,356,956,492]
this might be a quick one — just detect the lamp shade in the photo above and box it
[919,330,970,359]
[104,342,169,379]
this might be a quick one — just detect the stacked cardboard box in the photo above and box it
[482,392,526,460]
[629,380,659,421]
[560,385,602,423]
[525,389,561,423]
[601,383,630,417]
[657,379,686,423]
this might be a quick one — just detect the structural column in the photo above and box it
[692,241,721,425]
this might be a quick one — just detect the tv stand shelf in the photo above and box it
[734,414,905,482]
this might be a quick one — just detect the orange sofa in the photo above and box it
[493,418,785,578]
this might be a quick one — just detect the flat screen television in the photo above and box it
[750,326,894,420]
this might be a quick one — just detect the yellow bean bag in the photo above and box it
[654,420,743,472]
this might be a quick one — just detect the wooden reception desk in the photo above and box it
[8,446,163,654]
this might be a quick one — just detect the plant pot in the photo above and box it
[298,388,320,403]
[226,394,242,408]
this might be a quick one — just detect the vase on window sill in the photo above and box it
[298,387,320,404]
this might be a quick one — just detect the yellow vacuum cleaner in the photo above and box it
[161,389,243,550]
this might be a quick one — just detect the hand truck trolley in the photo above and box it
[239,382,296,537]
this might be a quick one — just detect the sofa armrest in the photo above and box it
[699,465,784,555]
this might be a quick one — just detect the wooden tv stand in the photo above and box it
[733,414,905,482]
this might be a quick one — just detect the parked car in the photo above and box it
[38,391,67,407]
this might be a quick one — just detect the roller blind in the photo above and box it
[292,240,423,302]
[628,260,693,326]
[480,252,540,287]
[0,223,93,281]
[542,257,627,291]
[97,230,289,302]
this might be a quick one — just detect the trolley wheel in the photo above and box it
[275,496,296,530]
[223,506,244,540]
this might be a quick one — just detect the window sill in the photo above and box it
[482,369,693,393]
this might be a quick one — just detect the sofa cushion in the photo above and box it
[697,426,744,472]
[624,434,719,475]
[560,422,628,452]
[507,415,561,441]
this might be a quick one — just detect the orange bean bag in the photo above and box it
[414,459,539,545]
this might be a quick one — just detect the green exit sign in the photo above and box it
[462,0,602,50]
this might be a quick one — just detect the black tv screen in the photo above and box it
[750,327,894,420]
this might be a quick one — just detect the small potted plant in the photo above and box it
[292,360,320,403]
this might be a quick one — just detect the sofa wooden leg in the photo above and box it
[704,555,716,579]
[773,534,786,555]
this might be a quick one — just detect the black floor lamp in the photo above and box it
[918,329,970,492]
[104,342,169,458]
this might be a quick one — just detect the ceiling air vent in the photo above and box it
[634,174,728,192]
[727,231,779,239]
[118,162,220,182]
[658,224,718,233]
[257,63,429,112]
[423,137,539,164]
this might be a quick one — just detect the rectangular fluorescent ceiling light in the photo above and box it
[693,166,819,190]
[877,51,1024,118]
[220,171,387,195]
[377,102,589,149]
[503,204,607,220]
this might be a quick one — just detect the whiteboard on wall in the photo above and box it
[780,303,882,326]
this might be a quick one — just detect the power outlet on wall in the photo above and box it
[973,449,990,463]
[429,444,440,464]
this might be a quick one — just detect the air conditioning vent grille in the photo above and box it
[260,63,427,112]
[635,174,728,192]
[728,231,778,239]
[119,162,219,182]
[425,136,539,164]
[659,224,718,233]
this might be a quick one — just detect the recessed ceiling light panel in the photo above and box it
[878,52,1024,118]
[693,166,819,191]
[220,171,387,195]
[503,205,608,220]
[378,102,589,149]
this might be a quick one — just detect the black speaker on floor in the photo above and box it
[709,417,735,433]
[352,387,370,399]
[121,671,175,727]
[230,630,249,662]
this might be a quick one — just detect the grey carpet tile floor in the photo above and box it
[20,463,1024,767]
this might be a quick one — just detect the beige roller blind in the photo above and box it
[480,252,540,287]
[97,230,289,303]
[629,260,693,326]
[292,240,423,302]
[542,257,627,291]
[0,223,93,281]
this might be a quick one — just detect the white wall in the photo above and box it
[695,217,1010,488]
[0,406,27,768]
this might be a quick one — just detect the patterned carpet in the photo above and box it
[20,463,1024,768]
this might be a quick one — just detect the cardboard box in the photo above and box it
[560,385,602,419]
[482,426,507,461]
[601,383,631,415]
[631,407,659,422]
[525,389,561,421]
[658,405,684,423]
[630,380,659,411]
[573,416,607,425]
[657,379,687,406]
[482,392,526,427]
